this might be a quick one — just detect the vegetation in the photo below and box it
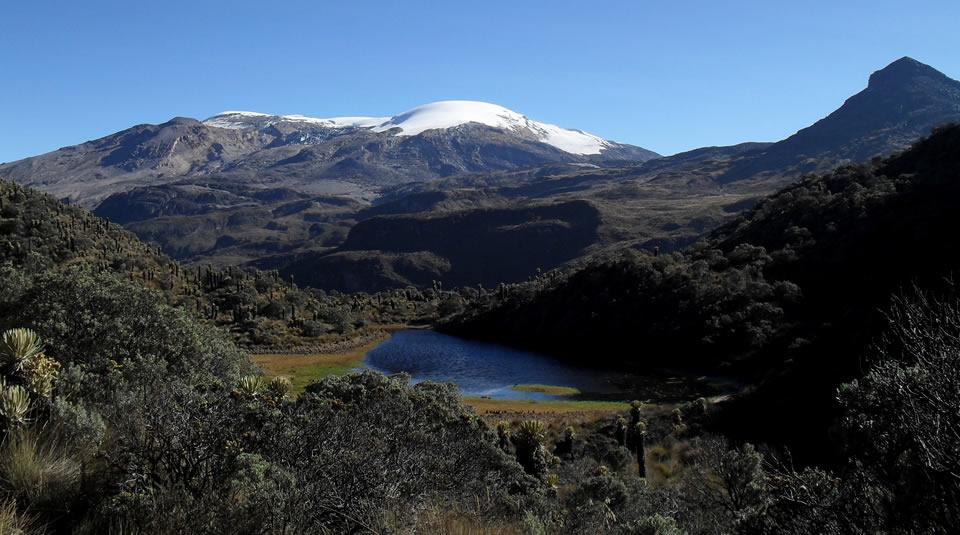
[251,337,387,394]
[446,123,960,460]
[465,397,629,415]
[0,127,958,532]
[0,178,487,354]
[0,311,546,532]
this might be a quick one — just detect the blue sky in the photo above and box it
[1,0,958,162]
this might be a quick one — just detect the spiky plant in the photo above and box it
[515,420,546,444]
[0,385,31,427]
[513,420,548,480]
[236,375,267,397]
[265,376,292,402]
[0,329,43,373]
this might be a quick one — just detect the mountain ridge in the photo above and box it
[718,56,960,181]
[204,100,634,156]
[0,101,658,208]
[3,57,959,293]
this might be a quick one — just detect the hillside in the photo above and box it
[443,123,960,459]
[719,56,960,181]
[266,200,602,291]
[2,59,955,296]
[241,57,960,292]
[0,179,453,349]
[4,59,956,295]
[0,179,185,295]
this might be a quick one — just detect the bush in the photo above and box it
[624,514,682,535]
[6,269,251,398]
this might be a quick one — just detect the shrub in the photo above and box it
[513,420,549,481]
[49,397,106,456]
[623,513,682,535]
[8,270,251,398]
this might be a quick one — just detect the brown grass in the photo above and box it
[0,499,39,535]
[251,336,388,394]
[467,398,631,445]
[465,397,628,415]
[509,384,580,396]
[645,438,695,487]
[418,514,524,535]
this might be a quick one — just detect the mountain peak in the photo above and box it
[373,100,528,135]
[868,57,950,89]
[204,100,619,155]
[718,57,960,182]
[160,117,203,127]
[373,100,614,155]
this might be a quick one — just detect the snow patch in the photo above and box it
[203,101,614,155]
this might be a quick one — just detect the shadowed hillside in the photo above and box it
[0,179,457,349]
[271,200,602,291]
[444,123,960,460]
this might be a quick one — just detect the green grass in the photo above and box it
[252,338,385,394]
[510,384,580,396]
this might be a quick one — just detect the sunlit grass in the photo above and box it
[509,383,580,396]
[251,338,385,394]
[464,397,628,414]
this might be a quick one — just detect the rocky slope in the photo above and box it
[0,101,657,207]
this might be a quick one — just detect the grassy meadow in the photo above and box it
[251,337,388,394]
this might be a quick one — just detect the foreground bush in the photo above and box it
[3,269,251,399]
[93,372,541,533]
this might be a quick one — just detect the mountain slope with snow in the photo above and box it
[204,111,390,131]
[203,100,619,156]
[0,102,657,207]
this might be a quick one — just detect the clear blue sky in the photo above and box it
[1,0,958,162]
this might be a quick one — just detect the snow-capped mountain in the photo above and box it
[203,101,619,156]
[0,101,658,206]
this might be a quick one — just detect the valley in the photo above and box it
[6,59,958,295]
[2,48,960,534]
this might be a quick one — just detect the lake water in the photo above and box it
[363,330,618,400]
